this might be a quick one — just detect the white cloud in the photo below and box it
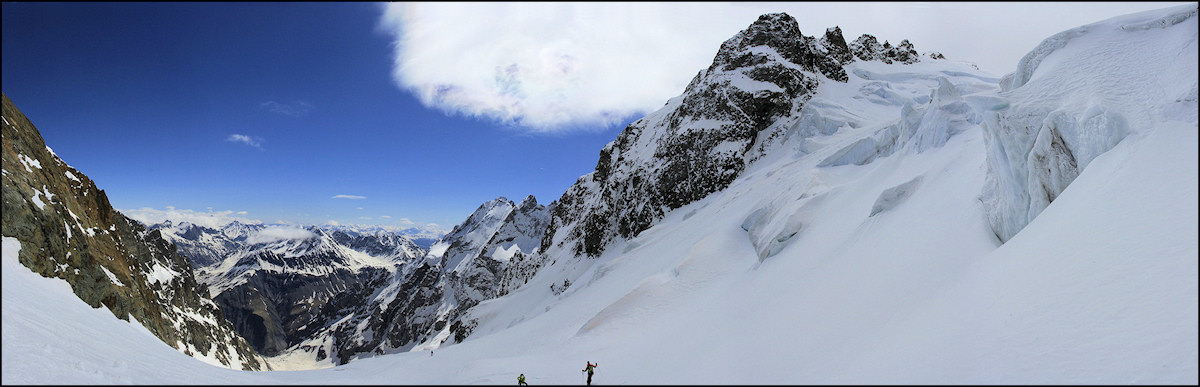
[226,134,263,149]
[379,2,1188,133]
[380,215,392,219]
[247,226,316,244]
[260,100,313,117]
[379,3,747,132]
[332,195,366,200]
[122,207,262,229]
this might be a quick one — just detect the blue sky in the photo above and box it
[3,2,1186,230]
[2,3,628,229]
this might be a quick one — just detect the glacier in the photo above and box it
[982,5,1198,242]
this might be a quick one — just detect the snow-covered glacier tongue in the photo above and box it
[980,5,1199,242]
[721,55,999,262]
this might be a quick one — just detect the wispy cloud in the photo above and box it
[226,134,263,149]
[122,206,262,229]
[247,226,316,244]
[260,100,313,117]
[332,195,366,200]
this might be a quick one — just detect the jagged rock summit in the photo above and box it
[541,12,937,258]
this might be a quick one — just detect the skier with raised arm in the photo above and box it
[581,361,597,385]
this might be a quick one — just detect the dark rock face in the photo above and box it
[540,13,929,259]
[310,261,446,365]
[710,13,849,82]
[211,263,393,356]
[821,26,855,65]
[1,93,265,370]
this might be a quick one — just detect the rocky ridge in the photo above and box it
[1,93,266,370]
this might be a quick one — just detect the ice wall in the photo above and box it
[980,5,1198,242]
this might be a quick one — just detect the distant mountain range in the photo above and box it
[140,220,427,357]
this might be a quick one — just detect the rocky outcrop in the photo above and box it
[849,34,921,64]
[1,93,266,370]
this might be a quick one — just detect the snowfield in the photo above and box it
[2,4,1196,385]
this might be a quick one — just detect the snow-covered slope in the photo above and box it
[2,237,259,383]
[2,5,1196,384]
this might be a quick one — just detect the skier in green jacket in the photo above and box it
[581,361,597,385]
[517,373,527,386]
